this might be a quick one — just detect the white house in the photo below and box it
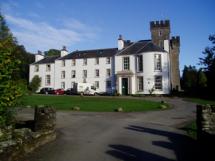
[29,20,180,95]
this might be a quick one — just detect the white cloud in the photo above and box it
[5,14,100,52]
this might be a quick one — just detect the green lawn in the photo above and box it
[21,95,166,112]
[184,98,215,105]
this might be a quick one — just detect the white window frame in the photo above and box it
[123,57,130,70]
[71,70,76,78]
[137,55,143,72]
[106,68,111,77]
[83,70,87,78]
[95,69,99,77]
[154,54,162,71]
[61,71,65,79]
[61,82,65,89]
[71,59,76,66]
[154,76,162,91]
[45,75,51,86]
[106,57,111,64]
[137,76,144,91]
[62,60,65,67]
[34,65,39,72]
[83,58,87,65]
[95,81,99,88]
[46,64,51,72]
[95,58,99,65]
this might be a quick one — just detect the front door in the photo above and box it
[122,78,128,95]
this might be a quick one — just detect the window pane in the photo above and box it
[155,76,162,90]
[154,54,162,71]
[137,77,143,91]
[123,57,130,70]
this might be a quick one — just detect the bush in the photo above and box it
[28,75,41,93]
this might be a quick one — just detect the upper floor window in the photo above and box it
[137,55,143,72]
[46,64,51,72]
[71,70,76,78]
[83,70,87,78]
[45,75,51,86]
[61,71,65,79]
[62,60,65,67]
[154,54,162,71]
[83,58,87,65]
[72,59,76,66]
[137,76,144,91]
[154,76,162,90]
[106,57,111,64]
[95,58,99,65]
[34,65,39,72]
[95,69,99,77]
[123,57,130,70]
[106,69,111,77]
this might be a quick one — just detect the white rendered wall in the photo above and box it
[115,51,170,95]
[54,57,115,93]
[29,63,55,91]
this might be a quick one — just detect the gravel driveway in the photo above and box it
[19,97,202,161]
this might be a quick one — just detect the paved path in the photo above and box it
[20,97,199,161]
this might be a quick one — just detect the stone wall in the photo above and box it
[196,104,215,141]
[0,106,56,161]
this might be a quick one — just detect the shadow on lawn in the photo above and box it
[107,125,213,161]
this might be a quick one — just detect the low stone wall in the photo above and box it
[196,104,215,141]
[0,106,56,161]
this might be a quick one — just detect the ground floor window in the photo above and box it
[106,80,111,88]
[45,75,51,86]
[71,82,75,88]
[137,76,143,91]
[61,82,65,89]
[154,76,162,90]
[95,81,99,89]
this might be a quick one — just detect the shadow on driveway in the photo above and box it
[107,125,212,161]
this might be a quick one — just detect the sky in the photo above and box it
[0,0,214,71]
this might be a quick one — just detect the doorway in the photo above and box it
[122,78,128,95]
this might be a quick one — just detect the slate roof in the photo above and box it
[32,55,60,64]
[116,40,166,56]
[59,48,118,60]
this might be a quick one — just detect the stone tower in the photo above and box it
[150,20,181,91]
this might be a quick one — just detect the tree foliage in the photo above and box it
[28,75,41,93]
[0,38,23,128]
[199,34,215,97]
[181,66,207,94]
[44,49,60,56]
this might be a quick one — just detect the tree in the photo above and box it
[0,38,23,128]
[28,75,41,93]
[181,65,198,91]
[44,49,60,56]
[197,70,207,88]
[199,34,215,97]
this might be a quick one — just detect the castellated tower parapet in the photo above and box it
[170,36,180,48]
[150,20,170,29]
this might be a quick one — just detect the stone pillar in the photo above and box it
[34,106,56,132]
[196,104,215,140]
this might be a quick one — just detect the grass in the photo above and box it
[181,120,197,139]
[20,95,167,112]
[184,98,215,105]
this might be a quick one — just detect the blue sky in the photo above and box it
[0,0,214,71]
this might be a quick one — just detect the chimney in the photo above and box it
[35,50,44,62]
[60,46,68,57]
[118,34,124,50]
